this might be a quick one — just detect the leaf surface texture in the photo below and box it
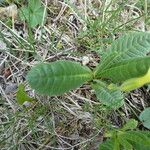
[27,60,93,96]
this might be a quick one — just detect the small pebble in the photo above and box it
[23,101,31,107]
[5,82,17,94]
[82,56,90,65]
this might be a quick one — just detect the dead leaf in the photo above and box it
[3,68,11,78]
[0,4,17,19]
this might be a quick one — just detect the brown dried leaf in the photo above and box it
[0,4,17,19]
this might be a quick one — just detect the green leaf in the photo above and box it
[95,51,119,75]
[99,137,124,150]
[95,32,150,74]
[16,84,34,105]
[19,7,29,20]
[19,0,45,27]
[133,143,150,150]
[108,32,150,59]
[113,138,120,150]
[27,60,93,96]
[122,119,138,131]
[122,131,150,146]
[99,139,114,150]
[118,137,133,150]
[131,131,150,150]
[96,56,150,82]
[100,130,150,150]
[29,0,41,10]
[119,68,150,92]
[92,81,124,109]
[148,84,150,90]
[139,108,150,129]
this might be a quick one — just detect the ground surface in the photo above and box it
[0,0,150,150]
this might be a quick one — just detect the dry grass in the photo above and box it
[0,0,150,149]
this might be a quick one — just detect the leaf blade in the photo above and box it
[27,60,93,96]
[93,81,124,109]
[139,108,150,129]
[96,57,150,83]
[121,119,138,131]
[122,131,150,146]
[16,84,34,105]
[19,0,45,27]
[95,32,150,74]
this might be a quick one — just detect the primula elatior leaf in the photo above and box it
[100,129,150,150]
[96,56,150,83]
[118,137,133,150]
[122,119,138,131]
[132,131,150,150]
[19,0,45,27]
[118,131,150,150]
[120,68,150,91]
[29,0,41,10]
[113,138,120,150]
[139,107,150,129]
[95,32,150,74]
[99,139,114,150]
[27,60,93,96]
[92,81,124,109]
[95,51,118,75]
[133,143,150,150]
[16,84,34,105]
[122,131,150,146]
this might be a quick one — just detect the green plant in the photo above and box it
[139,107,150,129]
[19,0,45,27]
[26,32,150,109]
[16,84,35,105]
[99,119,150,150]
